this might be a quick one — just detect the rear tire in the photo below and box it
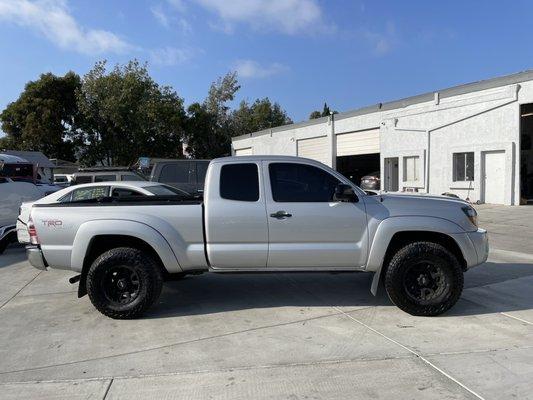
[384,241,463,316]
[86,247,163,319]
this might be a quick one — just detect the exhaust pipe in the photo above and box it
[69,274,81,284]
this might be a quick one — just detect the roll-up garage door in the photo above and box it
[297,136,329,165]
[234,147,253,156]
[336,128,380,156]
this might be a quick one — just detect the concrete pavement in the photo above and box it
[1,206,532,399]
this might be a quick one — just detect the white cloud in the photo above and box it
[192,0,330,35]
[0,0,132,55]
[153,2,192,33]
[151,5,170,28]
[362,22,397,56]
[150,46,198,66]
[234,59,288,79]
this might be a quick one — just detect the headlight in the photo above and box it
[462,206,478,227]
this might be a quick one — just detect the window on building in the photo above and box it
[453,152,474,182]
[403,156,420,182]
[220,163,259,201]
[269,163,340,202]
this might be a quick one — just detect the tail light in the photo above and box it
[28,216,40,245]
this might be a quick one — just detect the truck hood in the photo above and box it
[365,192,476,232]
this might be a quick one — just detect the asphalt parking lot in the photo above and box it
[1,205,532,399]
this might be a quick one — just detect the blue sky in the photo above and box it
[0,0,532,127]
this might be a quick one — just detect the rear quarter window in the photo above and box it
[220,163,259,202]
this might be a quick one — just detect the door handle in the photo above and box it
[270,210,292,219]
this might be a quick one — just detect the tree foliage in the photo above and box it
[309,102,337,120]
[184,72,241,158]
[232,98,292,134]
[75,60,186,166]
[1,63,294,163]
[0,72,80,160]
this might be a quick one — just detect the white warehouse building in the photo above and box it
[231,70,533,206]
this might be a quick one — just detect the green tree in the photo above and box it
[232,98,292,135]
[309,102,337,120]
[75,60,186,166]
[184,72,240,158]
[0,72,80,160]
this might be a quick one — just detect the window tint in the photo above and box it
[159,163,190,183]
[121,174,145,181]
[74,175,92,184]
[220,163,259,201]
[196,161,209,183]
[269,163,340,202]
[111,188,143,197]
[67,186,109,202]
[145,185,190,196]
[453,152,474,182]
[94,175,116,182]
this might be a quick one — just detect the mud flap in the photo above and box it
[370,268,382,296]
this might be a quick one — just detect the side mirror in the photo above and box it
[333,184,358,202]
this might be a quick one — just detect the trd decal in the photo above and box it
[41,220,63,228]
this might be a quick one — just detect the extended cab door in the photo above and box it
[264,161,368,269]
[204,161,268,269]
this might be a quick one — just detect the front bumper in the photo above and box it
[26,245,48,270]
[450,228,488,269]
[467,228,489,265]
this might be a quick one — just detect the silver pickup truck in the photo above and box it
[25,156,488,319]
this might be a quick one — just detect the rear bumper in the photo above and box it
[26,245,48,270]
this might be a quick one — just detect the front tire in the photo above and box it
[86,247,163,319]
[384,242,464,316]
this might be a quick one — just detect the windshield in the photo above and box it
[144,185,191,196]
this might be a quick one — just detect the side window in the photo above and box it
[121,174,144,181]
[159,163,190,183]
[67,186,109,202]
[269,163,340,202]
[196,161,209,184]
[75,175,93,184]
[111,188,143,197]
[220,163,259,201]
[94,175,116,182]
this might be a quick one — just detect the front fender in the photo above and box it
[367,216,465,295]
[70,219,182,273]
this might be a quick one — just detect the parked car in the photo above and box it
[150,159,210,195]
[72,168,146,185]
[25,156,487,319]
[360,171,380,190]
[16,181,190,244]
[0,178,43,254]
[0,154,61,196]
[53,173,74,187]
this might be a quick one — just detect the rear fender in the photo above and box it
[70,220,182,274]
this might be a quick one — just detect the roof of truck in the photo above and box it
[213,155,321,164]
